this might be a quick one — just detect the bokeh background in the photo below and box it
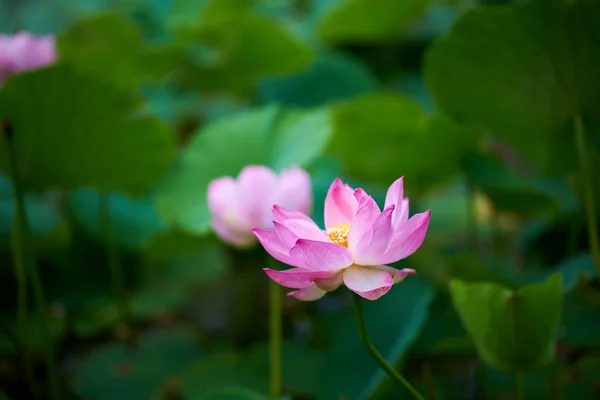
[0,0,599,399]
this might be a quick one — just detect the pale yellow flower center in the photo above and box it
[327,223,350,247]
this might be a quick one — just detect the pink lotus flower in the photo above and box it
[0,32,55,84]
[254,177,430,301]
[208,165,312,247]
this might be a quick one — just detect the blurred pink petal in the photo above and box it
[212,216,254,247]
[208,177,254,245]
[208,165,312,247]
[208,177,238,214]
[289,239,353,271]
[0,32,55,83]
[343,266,393,300]
[287,283,327,301]
[324,178,358,229]
[237,166,279,227]
[278,167,312,216]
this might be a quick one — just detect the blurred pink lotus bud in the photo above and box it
[0,31,55,84]
[208,165,312,247]
[254,177,430,301]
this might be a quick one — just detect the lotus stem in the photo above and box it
[352,293,425,400]
[99,193,132,330]
[3,121,62,400]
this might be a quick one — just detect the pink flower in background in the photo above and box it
[208,165,312,247]
[254,177,430,301]
[0,32,55,83]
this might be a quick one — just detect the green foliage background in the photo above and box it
[0,0,599,399]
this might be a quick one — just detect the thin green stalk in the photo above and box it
[10,218,37,398]
[516,370,525,400]
[99,193,131,327]
[574,114,600,275]
[28,248,62,399]
[10,217,28,341]
[3,122,62,400]
[352,294,425,400]
[268,258,282,399]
